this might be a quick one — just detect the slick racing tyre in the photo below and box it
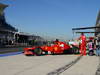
[34,48,43,56]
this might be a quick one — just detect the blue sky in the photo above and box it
[1,0,100,40]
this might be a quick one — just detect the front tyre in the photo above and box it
[34,48,43,56]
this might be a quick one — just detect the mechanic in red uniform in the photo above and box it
[79,33,87,55]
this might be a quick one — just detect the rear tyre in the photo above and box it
[88,50,94,56]
[25,54,33,56]
[63,49,73,54]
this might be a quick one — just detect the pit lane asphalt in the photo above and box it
[61,56,99,75]
[0,54,80,75]
[96,56,100,75]
[0,54,99,75]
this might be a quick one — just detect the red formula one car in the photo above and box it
[24,41,71,56]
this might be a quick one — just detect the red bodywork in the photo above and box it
[24,41,71,56]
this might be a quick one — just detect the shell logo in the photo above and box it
[45,47,48,50]
[54,47,58,51]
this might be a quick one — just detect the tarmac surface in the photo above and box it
[61,56,99,75]
[0,54,99,75]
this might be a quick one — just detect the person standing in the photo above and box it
[87,40,94,56]
[79,33,87,55]
[95,36,100,56]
